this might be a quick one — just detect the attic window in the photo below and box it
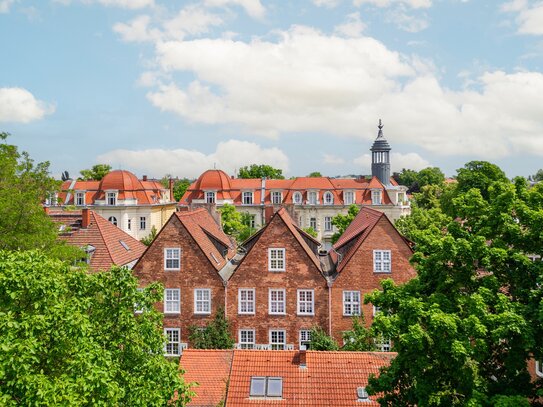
[120,240,130,251]
[357,387,369,402]
[250,377,282,398]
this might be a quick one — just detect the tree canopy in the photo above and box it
[308,171,322,177]
[219,203,257,243]
[0,250,193,406]
[238,164,285,179]
[160,176,193,202]
[78,164,112,181]
[330,204,360,244]
[188,308,235,350]
[394,167,445,193]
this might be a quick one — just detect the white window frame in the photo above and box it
[299,330,311,350]
[238,288,255,315]
[308,191,318,205]
[268,248,285,272]
[164,248,181,271]
[108,216,117,226]
[194,288,211,315]
[164,288,180,314]
[344,190,355,205]
[242,191,254,205]
[371,189,382,205]
[536,360,543,378]
[373,305,381,316]
[205,191,216,204]
[323,191,333,205]
[343,291,361,316]
[164,328,181,356]
[139,216,146,230]
[75,191,85,206]
[271,191,282,205]
[373,250,391,273]
[309,217,317,231]
[375,337,391,352]
[324,216,332,232]
[106,191,117,206]
[269,329,286,350]
[269,289,286,315]
[239,329,255,349]
[297,289,314,315]
[292,191,302,205]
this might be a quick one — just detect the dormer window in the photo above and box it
[205,191,216,204]
[292,191,302,205]
[344,190,355,205]
[271,191,282,204]
[323,191,333,205]
[371,190,382,205]
[308,191,317,205]
[242,191,254,205]
[106,192,117,206]
[75,191,85,206]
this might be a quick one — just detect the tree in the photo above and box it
[140,225,158,246]
[416,167,445,188]
[532,169,543,182]
[238,164,285,179]
[308,171,322,177]
[0,250,193,406]
[219,204,256,243]
[188,309,235,349]
[302,227,318,238]
[456,160,509,201]
[341,316,375,351]
[309,326,339,351]
[331,204,360,244]
[395,168,418,189]
[79,164,112,181]
[160,176,193,202]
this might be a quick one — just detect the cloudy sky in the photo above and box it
[1,0,543,179]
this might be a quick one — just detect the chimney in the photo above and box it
[299,350,307,369]
[143,175,148,181]
[82,208,91,229]
[169,178,174,202]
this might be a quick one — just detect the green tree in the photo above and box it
[309,326,339,351]
[395,168,418,189]
[0,250,193,406]
[140,225,158,246]
[188,309,235,349]
[456,160,509,200]
[532,169,543,182]
[331,204,360,244]
[160,176,193,202]
[302,227,318,238]
[219,204,256,243]
[79,164,112,181]
[308,171,322,177]
[416,167,445,188]
[238,164,285,179]
[341,316,375,351]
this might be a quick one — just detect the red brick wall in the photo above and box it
[330,216,416,343]
[226,215,329,349]
[133,215,225,345]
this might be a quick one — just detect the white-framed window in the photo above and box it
[271,191,282,204]
[194,289,211,314]
[371,190,382,205]
[343,291,360,316]
[108,216,117,226]
[373,250,391,273]
[323,191,333,205]
[268,248,285,272]
[308,191,317,205]
[164,248,181,271]
[269,289,286,315]
[309,218,317,230]
[297,289,314,315]
[344,190,355,205]
[127,218,132,230]
[164,328,181,356]
[164,289,180,314]
[107,192,117,206]
[75,192,85,206]
[292,191,302,205]
[250,376,283,398]
[299,330,311,350]
[238,288,255,314]
[375,337,391,352]
[373,305,381,316]
[269,330,286,350]
[205,191,216,204]
[242,191,254,205]
[239,329,255,349]
[139,216,146,230]
[324,216,332,231]
[536,360,543,378]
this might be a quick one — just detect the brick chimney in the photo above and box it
[142,175,148,181]
[82,208,91,229]
[299,350,307,369]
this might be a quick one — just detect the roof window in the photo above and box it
[250,376,282,398]
[357,386,369,402]
[120,240,130,251]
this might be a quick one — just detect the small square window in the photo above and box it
[239,329,255,349]
[269,330,286,350]
[205,191,216,203]
[268,248,285,272]
[374,250,391,273]
[164,248,181,271]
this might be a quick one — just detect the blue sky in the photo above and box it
[1,0,543,179]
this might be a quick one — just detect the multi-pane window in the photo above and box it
[194,289,211,314]
[297,290,314,315]
[107,192,117,205]
[242,191,253,205]
[308,191,317,205]
[375,337,391,352]
[271,191,282,204]
[205,191,216,203]
[239,329,255,349]
[164,248,181,271]
[373,250,391,273]
[344,191,354,205]
[269,330,286,350]
[75,192,85,206]
[323,191,333,205]
[139,216,146,230]
[269,289,286,315]
[293,192,302,204]
[371,190,382,205]
[238,288,255,314]
[268,248,285,271]
[164,289,180,314]
[309,218,317,230]
[164,328,181,356]
[343,291,361,316]
[324,216,332,231]
[299,330,311,350]
[108,216,117,226]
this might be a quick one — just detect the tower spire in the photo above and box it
[377,119,384,138]
[370,119,391,186]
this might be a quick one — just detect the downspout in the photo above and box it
[223,280,228,320]
[327,280,333,336]
[260,176,266,225]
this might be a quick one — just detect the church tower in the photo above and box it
[371,119,391,186]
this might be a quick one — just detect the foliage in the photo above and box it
[160,176,193,202]
[330,204,360,244]
[308,171,322,177]
[219,204,256,243]
[302,227,318,238]
[0,250,193,406]
[309,326,339,351]
[395,167,445,193]
[140,225,158,246]
[455,160,509,200]
[395,168,418,189]
[79,164,112,181]
[188,308,235,349]
[238,164,285,179]
[532,169,543,182]
[341,316,375,351]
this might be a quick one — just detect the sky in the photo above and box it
[1,0,543,180]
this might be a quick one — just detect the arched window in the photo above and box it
[323,191,333,205]
[108,216,117,226]
[292,192,302,205]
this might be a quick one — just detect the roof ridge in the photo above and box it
[90,211,115,265]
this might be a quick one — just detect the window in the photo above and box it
[250,377,283,398]
[238,288,255,314]
[205,191,216,203]
[309,218,317,230]
[375,337,391,352]
[271,191,282,204]
[323,191,333,205]
[107,192,117,205]
[242,191,254,205]
[374,250,391,273]
[239,329,255,349]
[75,192,85,206]
[373,305,381,316]
[268,248,285,271]
[357,387,369,402]
[164,328,181,356]
[244,213,256,229]
[324,216,332,231]
[164,248,181,271]
[371,190,382,205]
[292,191,302,204]
[299,330,311,350]
[164,289,180,314]
[127,218,132,230]
[108,216,117,226]
[344,191,355,205]
[343,291,360,316]
[308,191,317,205]
[194,289,211,314]
[139,216,146,230]
[536,360,543,378]
[269,289,286,315]
[297,290,314,315]
[269,330,286,350]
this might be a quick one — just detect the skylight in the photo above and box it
[250,377,282,398]
[120,240,130,251]
[357,386,369,402]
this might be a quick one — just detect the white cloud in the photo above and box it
[0,87,55,123]
[93,0,154,9]
[386,9,428,32]
[354,152,430,172]
[334,12,366,37]
[313,0,342,7]
[96,140,289,178]
[203,0,265,19]
[502,0,543,35]
[0,0,15,13]
[113,15,159,42]
[353,0,431,9]
[323,154,346,165]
